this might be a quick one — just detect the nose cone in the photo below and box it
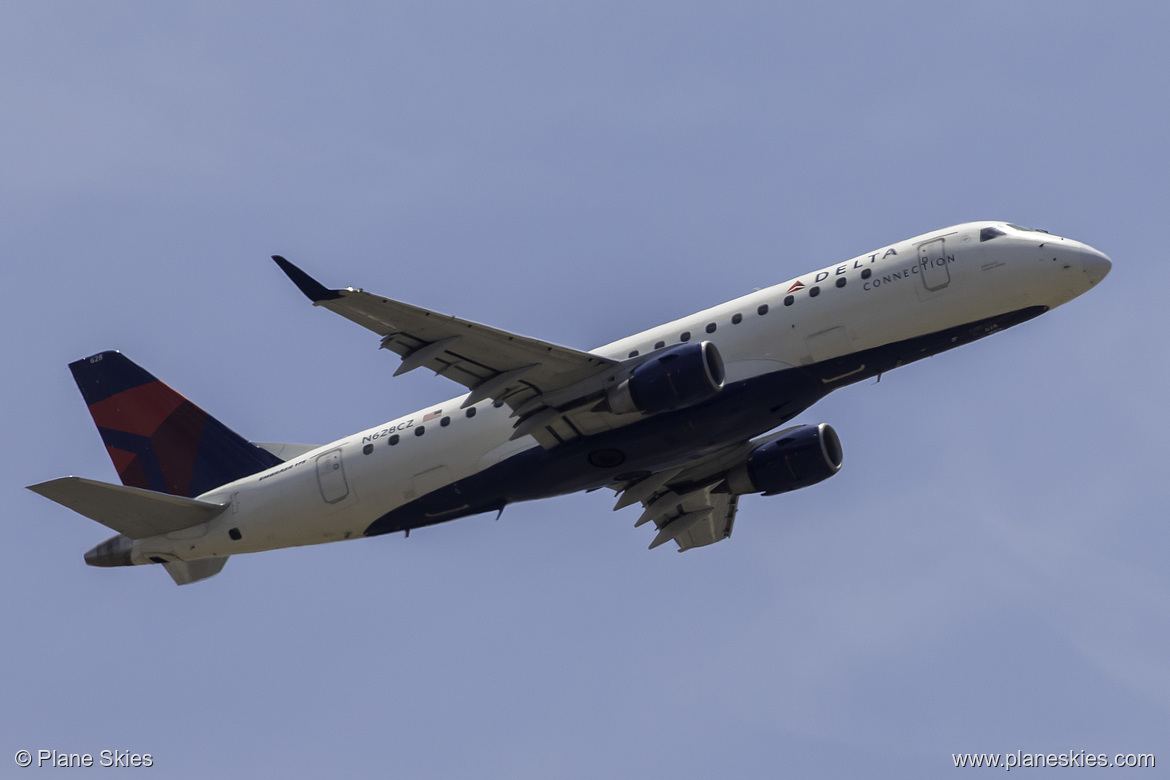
[1082,247,1112,287]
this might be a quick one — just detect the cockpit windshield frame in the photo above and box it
[1005,223,1049,234]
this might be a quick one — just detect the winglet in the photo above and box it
[272,255,341,302]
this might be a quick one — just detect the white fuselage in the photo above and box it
[128,222,1110,565]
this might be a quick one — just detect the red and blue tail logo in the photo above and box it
[70,351,283,498]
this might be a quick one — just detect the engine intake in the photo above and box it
[607,341,725,415]
[726,423,843,495]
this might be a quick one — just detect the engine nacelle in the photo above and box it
[606,341,725,415]
[726,423,843,495]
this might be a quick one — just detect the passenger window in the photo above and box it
[757,304,769,315]
[415,426,425,436]
[861,269,872,279]
[809,286,820,297]
[440,416,450,427]
[466,407,477,418]
[389,434,400,445]
[783,295,794,306]
[680,332,691,342]
[731,313,742,324]
[628,350,639,358]
[655,340,665,349]
[835,278,846,288]
[362,443,374,455]
[705,323,716,334]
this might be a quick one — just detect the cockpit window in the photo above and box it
[1006,223,1049,234]
[980,226,1006,242]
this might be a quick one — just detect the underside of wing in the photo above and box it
[609,447,744,551]
[274,256,627,446]
[609,426,822,551]
[640,485,739,551]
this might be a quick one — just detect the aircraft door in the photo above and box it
[917,238,951,292]
[315,449,349,504]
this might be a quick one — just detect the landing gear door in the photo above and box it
[917,238,951,292]
[316,449,349,504]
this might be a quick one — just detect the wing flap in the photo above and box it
[629,482,738,551]
[615,427,823,551]
[611,435,813,551]
[670,493,737,550]
[28,476,228,539]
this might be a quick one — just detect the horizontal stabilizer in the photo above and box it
[28,476,227,539]
[164,556,229,585]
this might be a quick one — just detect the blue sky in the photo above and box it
[3,2,1168,777]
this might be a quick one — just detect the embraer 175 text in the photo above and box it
[30,222,1110,584]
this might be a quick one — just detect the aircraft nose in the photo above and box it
[1081,246,1112,287]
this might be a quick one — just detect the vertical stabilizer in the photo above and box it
[69,351,282,498]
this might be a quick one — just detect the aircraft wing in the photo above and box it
[275,256,627,446]
[637,484,739,551]
[609,448,743,551]
[610,427,811,551]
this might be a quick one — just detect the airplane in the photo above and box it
[28,221,1111,585]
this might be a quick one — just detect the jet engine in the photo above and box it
[725,423,843,495]
[606,341,725,415]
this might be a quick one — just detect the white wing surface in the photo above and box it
[275,256,627,446]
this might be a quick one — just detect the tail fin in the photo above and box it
[70,351,282,498]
